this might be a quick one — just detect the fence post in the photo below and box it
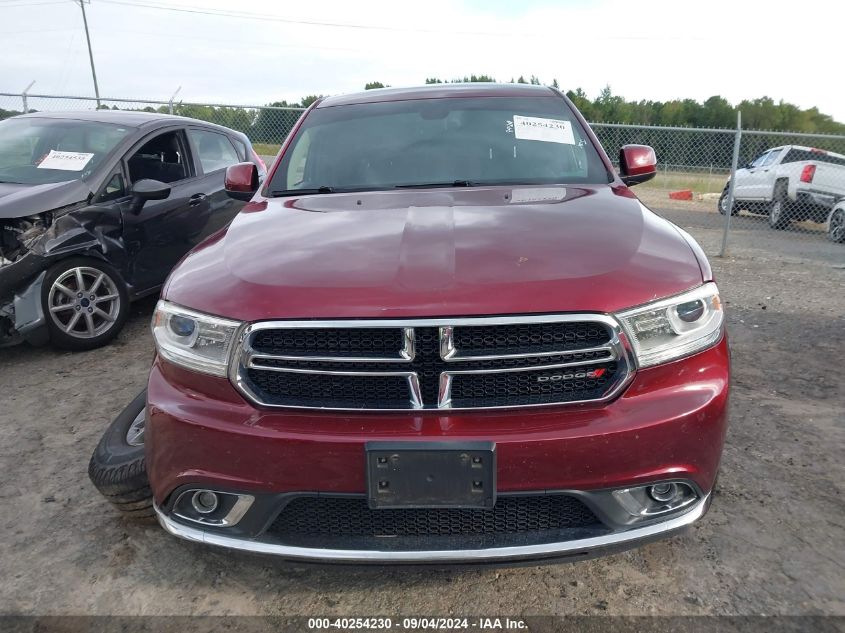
[21,80,35,113]
[168,86,181,115]
[719,111,742,257]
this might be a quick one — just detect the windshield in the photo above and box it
[271,96,611,194]
[0,118,132,185]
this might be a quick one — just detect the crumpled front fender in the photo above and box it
[30,207,125,265]
[0,250,50,299]
[0,203,125,346]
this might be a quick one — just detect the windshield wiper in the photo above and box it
[269,186,335,197]
[394,180,474,189]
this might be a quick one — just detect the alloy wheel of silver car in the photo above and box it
[125,409,146,447]
[47,266,121,339]
[829,209,845,243]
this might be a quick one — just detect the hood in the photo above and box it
[164,185,706,322]
[0,180,89,219]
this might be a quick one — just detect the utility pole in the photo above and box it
[77,0,101,108]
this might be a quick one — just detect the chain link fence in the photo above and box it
[593,122,845,261]
[0,92,305,164]
[2,91,844,262]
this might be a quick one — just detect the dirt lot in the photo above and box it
[0,209,843,618]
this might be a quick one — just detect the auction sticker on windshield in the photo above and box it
[37,149,95,171]
[512,115,575,144]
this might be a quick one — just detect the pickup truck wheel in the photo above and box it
[718,187,739,216]
[768,182,792,230]
[829,208,845,243]
[42,257,129,351]
[88,390,154,519]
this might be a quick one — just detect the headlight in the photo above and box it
[615,283,724,368]
[151,301,242,376]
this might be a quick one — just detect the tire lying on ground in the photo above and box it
[88,389,154,519]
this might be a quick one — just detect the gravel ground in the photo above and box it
[0,209,843,617]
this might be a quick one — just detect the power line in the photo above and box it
[91,0,713,42]
[94,0,519,37]
[107,26,376,54]
[0,26,79,34]
[0,1,75,6]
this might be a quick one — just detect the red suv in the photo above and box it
[90,84,729,564]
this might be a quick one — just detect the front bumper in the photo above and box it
[147,337,729,563]
[0,264,48,347]
[155,493,711,564]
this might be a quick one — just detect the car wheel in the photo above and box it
[88,389,154,519]
[768,182,791,230]
[829,207,845,243]
[718,187,739,216]
[42,257,129,350]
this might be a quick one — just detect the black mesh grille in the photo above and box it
[246,369,410,409]
[251,327,404,358]
[450,363,616,408]
[453,322,610,357]
[241,320,624,409]
[270,494,600,538]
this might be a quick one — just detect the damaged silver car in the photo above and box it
[0,111,265,349]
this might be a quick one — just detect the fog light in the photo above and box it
[172,489,255,527]
[191,490,219,514]
[612,481,698,519]
[648,483,678,502]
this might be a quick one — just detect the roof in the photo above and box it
[317,83,557,108]
[12,110,243,137]
[14,109,190,127]
[775,145,845,159]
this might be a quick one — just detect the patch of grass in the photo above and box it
[252,142,281,157]
[639,170,728,194]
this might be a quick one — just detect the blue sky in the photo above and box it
[1,0,841,123]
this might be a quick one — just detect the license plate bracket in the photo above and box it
[366,441,496,509]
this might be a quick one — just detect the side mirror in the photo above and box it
[130,179,171,213]
[619,145,657,187]
[225,162,259,202]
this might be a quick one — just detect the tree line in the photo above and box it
[3,78,842,164]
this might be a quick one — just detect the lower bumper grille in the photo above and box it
[267,494,606,550]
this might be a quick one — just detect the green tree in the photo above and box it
[365,81,386,90]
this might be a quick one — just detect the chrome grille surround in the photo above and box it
[230,315,635,411]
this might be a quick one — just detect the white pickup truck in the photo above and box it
[718,145,845,230]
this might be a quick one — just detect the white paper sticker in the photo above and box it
[37,149,95,171]
[509,187,567,204]
[512,115,575,145]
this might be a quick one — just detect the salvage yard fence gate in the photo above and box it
[2,91,844,263]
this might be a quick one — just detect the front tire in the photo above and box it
[768,181,792,230]
[42,257,129,350]
[718,187,739,216]
[88,390,153,519]
[829,207,845,243]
